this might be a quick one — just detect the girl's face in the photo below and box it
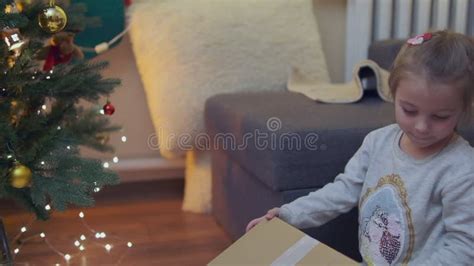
[394,75,464,151]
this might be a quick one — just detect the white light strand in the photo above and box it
[11,211,133,263]
[12,217,35,246]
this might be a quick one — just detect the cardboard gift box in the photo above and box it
[209,218,358,265]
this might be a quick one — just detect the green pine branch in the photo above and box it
[0,1,122,219]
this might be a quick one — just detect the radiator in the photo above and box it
[345,0,474,81]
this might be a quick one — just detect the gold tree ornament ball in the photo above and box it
[38,5,67,33]
[9,163,32,188]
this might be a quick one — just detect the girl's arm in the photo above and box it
[278,132,373,229]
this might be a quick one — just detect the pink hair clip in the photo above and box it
[407,32,432,45]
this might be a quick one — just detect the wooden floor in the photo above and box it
[0,179,232,265]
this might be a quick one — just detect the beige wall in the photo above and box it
[80,35,185,181]
[81,1,347,180]
[81,35,158,160]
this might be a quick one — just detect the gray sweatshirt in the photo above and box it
[279,124,474,265]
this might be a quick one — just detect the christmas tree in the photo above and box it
[0,0,120,220]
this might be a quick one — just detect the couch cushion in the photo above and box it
[205,91,395,191]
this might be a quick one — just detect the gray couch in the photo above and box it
[205,40,474,262]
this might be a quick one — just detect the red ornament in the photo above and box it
[103,102,115,115]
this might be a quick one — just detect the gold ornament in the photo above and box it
[38,1,67,33]
[9,162,32,188]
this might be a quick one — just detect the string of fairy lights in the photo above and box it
[11,210,133,264]
[7,67,132,264]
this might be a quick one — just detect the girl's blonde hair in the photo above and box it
[388,30,474,122]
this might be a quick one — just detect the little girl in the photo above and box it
[247,30,474,265]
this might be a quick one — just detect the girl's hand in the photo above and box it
[265,207,280,219]
[245,207,280,233]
